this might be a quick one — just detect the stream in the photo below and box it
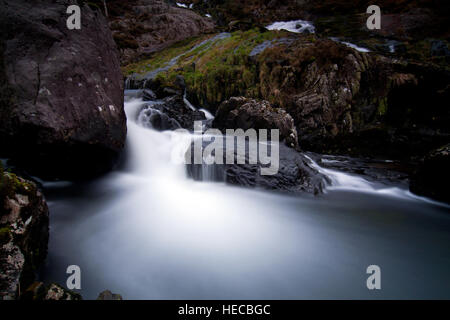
[40,93,450,299]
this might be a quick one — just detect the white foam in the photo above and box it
[330,37,370,53]
[266,20,315,34]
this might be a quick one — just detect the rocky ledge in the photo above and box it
[410,144,450,203]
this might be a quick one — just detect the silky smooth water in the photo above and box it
[40,97,450,299]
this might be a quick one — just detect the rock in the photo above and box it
[213,97,299,148]
[107,0,215,65]
[21,282,82,300]
[185,139,327,195]
[0,0,126,180]
[139,95,206,131]
[223,144,327,195]
[0,165,49,300]
[97,290,123,300]
[138,105,182,131]
[142,89,158,101]
[410,144,450,203]
[430,40,450,57]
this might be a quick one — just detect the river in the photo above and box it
[40,93,450,299]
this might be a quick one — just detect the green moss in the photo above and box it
[0,226,11,245]
[377,97,388,116]
[140,29,287,107]
[0,163,35,209]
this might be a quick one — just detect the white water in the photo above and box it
[266,20,315,34]
[41,97,450,299]
[330,37,370,53]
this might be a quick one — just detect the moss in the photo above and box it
[0,163,36,210]
[122,35,208,75]
[0,226,11,245]
[138,29,286,108]
[378,97,388,116]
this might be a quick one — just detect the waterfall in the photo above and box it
[41,91,450,300]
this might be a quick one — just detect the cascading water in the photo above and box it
[40,93,450,300]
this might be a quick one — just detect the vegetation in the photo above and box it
[0,162,36,209]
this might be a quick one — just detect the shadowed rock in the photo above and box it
[0,0,126,180]
[410,144,450,204]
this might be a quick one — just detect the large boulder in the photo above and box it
[0,166,49,300]
[186,140,327,195]
[0,0,126,179]
[410,144,450,203]
[213,97,299,148]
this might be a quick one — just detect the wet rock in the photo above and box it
[213,97,298,148]
[0,166,49,300]
[223,144,327,195]
[140,95,206,131]
[306,153,411,187]
[0,0,126,180]
[97,290,123,300]
[142,89,158,101]
[410,144,450,203]
[138,105,182,131]
[186,140,327,195]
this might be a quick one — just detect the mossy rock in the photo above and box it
[0,226,11,245]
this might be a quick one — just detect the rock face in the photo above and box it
[0,0,126,179]
[0,166,49,300]
[253,38,450,160]
[107,0,215,65]
[410,144,450,203]
[213,97,298,148]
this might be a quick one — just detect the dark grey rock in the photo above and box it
[142,95,206,131]
[97,290,123,300]
[0,0,126,179]
[410,144,450,203]
[186,139,327,195]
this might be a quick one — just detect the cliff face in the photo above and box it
[0,0,126,179]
